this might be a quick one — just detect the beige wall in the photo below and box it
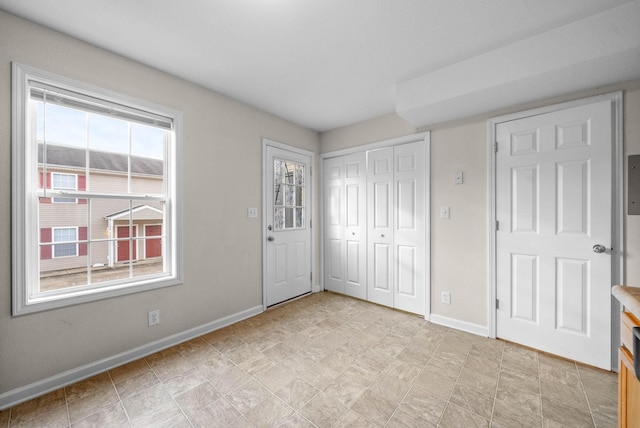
[320,113,417,153]
[0,11,319,396]
[2,7,639,403]
[321,80,640,329]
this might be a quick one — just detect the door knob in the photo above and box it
[267,236,275,242]
[592,244,606,253]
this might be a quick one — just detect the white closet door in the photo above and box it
[343,152,367,299]
[393,141,426,315]
[323,156,345,294]
[367,147,394,307]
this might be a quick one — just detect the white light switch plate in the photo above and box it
[440,207,450,219]
[453,171,463,184]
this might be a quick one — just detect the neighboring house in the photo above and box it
[38,143,164,274]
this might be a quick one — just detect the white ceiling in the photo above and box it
[1,0,639,131]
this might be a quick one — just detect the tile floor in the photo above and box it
[0,292,618,427]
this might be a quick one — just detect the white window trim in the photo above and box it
[12,63,183,315]
[52,226,79,258]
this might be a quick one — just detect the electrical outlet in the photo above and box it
[148,309,160,326]
[441,291,451,305]
[247,207,258,218]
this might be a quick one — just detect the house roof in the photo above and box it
[105,204,163,221]
[38,144,163,176]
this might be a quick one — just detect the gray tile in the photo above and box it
[351,389,397,427]
[4,293,617,428]
[449,384,495,419]
[492,393,542,428]
[300,390,349,428]
[439,402,489,428]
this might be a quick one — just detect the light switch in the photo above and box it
[453,171,463,185]
[440,207,450,219]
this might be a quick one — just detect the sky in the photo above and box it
[36,101,165,160]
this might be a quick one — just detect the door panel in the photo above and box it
[144,225,162,259]
[556,257,588,334]
[117,225,137,262]
[397,245,416,296]
[557,161,588,234]
[511,253,538,322]
[265,145,312,306]
[496,100,612,369]
[373,243,391,291]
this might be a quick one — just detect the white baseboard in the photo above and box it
[0,305,263,411]
[429,314,489,337]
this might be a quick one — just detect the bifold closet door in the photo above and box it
[323,152,367,299]
[367,142,426,315]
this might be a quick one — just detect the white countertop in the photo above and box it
[612,285,640,318]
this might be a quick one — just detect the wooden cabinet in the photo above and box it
[619,311,640,427]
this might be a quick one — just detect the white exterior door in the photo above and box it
[265,145,312,307]
[496,100,612,369]
[367,141,426,315]
[323,152,367,299]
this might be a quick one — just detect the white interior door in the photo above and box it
[496,100,612,369]
[265,145,312,307]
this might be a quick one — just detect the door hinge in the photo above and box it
[310,272,313,282]
[494,142,498,153]
[496,221,499,231]
[496,299,500,309]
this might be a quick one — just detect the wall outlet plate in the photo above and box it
[148,309,160,326]
[441,291,451,305]
[247,207,258,218]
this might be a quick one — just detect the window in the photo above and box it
[53,227,78,257]
[12,63,183,315]
[52,173,77,203]
[273,159,305,231]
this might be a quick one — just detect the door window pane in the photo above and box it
[273,158,306,231]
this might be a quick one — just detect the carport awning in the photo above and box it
[104,204,163,221]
